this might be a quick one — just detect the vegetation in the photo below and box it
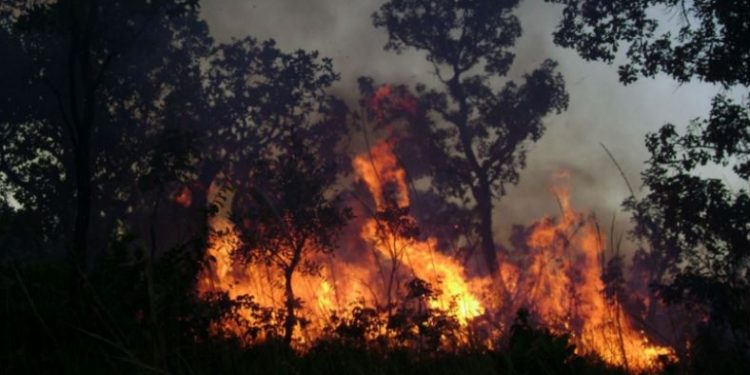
[0,255,631,374]
[0,0,747,373]
[546,0,750,370]
[371,0,569,279]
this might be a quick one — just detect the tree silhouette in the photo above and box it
[1,1,358,370]
[546,0,749,86]
[200,37,342,194]
[371,0,568,280]
[0,1,208,288]
[197,35,348,345]
[624,99,750,366]
[234,138,352,346]
[547,0,750,368]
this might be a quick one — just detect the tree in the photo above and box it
[546,0,750,366]
[624,99,750,365]
[198,35,347,345]
[233,138,352,346]
[546,0,750,86]
[371,0,568,280]
[201,37,342,194]
[0,0,208,278]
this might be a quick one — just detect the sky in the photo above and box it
[199,0,725,248]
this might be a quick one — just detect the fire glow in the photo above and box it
[196,100,674,373]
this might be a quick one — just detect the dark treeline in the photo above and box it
[0,0,748,374]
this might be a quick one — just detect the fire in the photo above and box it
[501,175,674,370]
[174,185,192,207]
[368,84,418,120]
[353,141,485,325]
[196,139,673,371]
[351,141,410,208]
[196,177,366,342]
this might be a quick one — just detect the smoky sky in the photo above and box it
[200,0,722,250]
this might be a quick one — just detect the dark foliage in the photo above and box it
[548,0,750,371]
[625,110,750,368]
[0,0,209,272]
[547,0,750,86]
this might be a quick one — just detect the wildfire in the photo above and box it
[196,139,674,372]
[353,140,485,325]
[502,175,675,370]
[351,141,410,208]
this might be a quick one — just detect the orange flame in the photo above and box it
[353,141,485,325]
[196,91,674,371]
[505,174,674,370]
[351,141,410,208]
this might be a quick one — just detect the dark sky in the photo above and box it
[200,0,722,247]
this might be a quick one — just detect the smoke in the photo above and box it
[200,0,720,253]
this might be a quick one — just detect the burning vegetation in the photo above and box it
[2,0,749,374]
[196,96,674,371]
[197,153,673,371]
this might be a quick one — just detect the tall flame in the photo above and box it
[197,138,673,371]
[504,174,674,370]
[353,141,485,325]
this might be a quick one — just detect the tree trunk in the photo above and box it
[283,245,303,346]
[72,133,92,271]
[475,183,497,276]
[473,176,509,301]
[70,134,92,310]
[283,270,296,345]
[448,77,499,277]
[68,0,97,309]
[447,72,508,299]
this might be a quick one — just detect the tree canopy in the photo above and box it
[547,0,750,86]
[371,0,568,278]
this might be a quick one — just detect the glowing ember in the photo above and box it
[174,185,192,207]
